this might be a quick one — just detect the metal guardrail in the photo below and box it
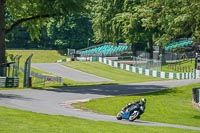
[19,67,63,86]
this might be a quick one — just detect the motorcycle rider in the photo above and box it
[121,98,146,115]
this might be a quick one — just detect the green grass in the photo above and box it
[73,83,200,127]
[63,62,165,84]
[1,50,200,132]
[0,107,199,133]
[161,59,195,72]
[7,50,67,64]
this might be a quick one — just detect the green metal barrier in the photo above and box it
[0,77,6,87]
[5,77,19,88]
[192,87,200,103]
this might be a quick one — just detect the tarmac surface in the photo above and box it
[1,63,200,131]
[32,63,113,82]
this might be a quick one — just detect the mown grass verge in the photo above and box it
[73,82,200,127]
[0,107,199,133]
[7,50,67,64]
[63,61,165,84]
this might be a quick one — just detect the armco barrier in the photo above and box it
[18,67,63,86]
[94,57,199,80]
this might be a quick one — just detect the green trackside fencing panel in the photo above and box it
[5,77,19,88]
[173,73,177,79]
[179,73,183,79]
[117,63,120,68]
[192,87,200,103]
[129,65,132,72]
[0,59,21,88]
[96,57,199,79]
[157,71,161,77]
[142,68,145,74]
[0,77,6,87]
[149,70,153,76]
[184,73,187,79]
[92,57,99,62]
[0,77,19,88]
[123,64,126,70]
[112,61,115,67]
[165,72,169,79]
[136,67,139,73]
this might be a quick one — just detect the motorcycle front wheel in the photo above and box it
[129,111,140,121]
[116,112,123,120]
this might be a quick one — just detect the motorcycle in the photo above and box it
[116,103,145,121]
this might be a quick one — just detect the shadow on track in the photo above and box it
[0,93,33,100]
[34,84,169,96]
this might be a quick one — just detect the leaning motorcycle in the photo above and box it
[116,104,145,121]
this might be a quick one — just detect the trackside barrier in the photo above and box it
[30,71,64,86]
[0,77,19,88]
[19,67,63,86]
[41,74,64,86]
[94,57,199,80]
[192,87,200,109]
[5,77,19,88]
[0,77,6,87]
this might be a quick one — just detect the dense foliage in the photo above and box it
[90,0,200,57]
[6,14,93,50]
[1,0,200,74]
[0,0,88,76]
[91,0,200,44]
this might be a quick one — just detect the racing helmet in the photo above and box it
[140,98,146,104]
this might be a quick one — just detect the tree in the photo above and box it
[6,13,93,50]
[90,0,200,59]
[91,0,161,58]
[46,13,93,50]
[90,0,124,43]
[0,0,88,76]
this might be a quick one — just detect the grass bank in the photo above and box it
[63,62,165,84]
[7,50,67,64]
[0,107,199,133]
[73,83,200,127]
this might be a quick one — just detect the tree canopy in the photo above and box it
[0,0,88,76]
[2,0,200,76]
[91,0,200,52]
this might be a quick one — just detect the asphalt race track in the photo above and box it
[31,63,113,82]
[1,63,200,131]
